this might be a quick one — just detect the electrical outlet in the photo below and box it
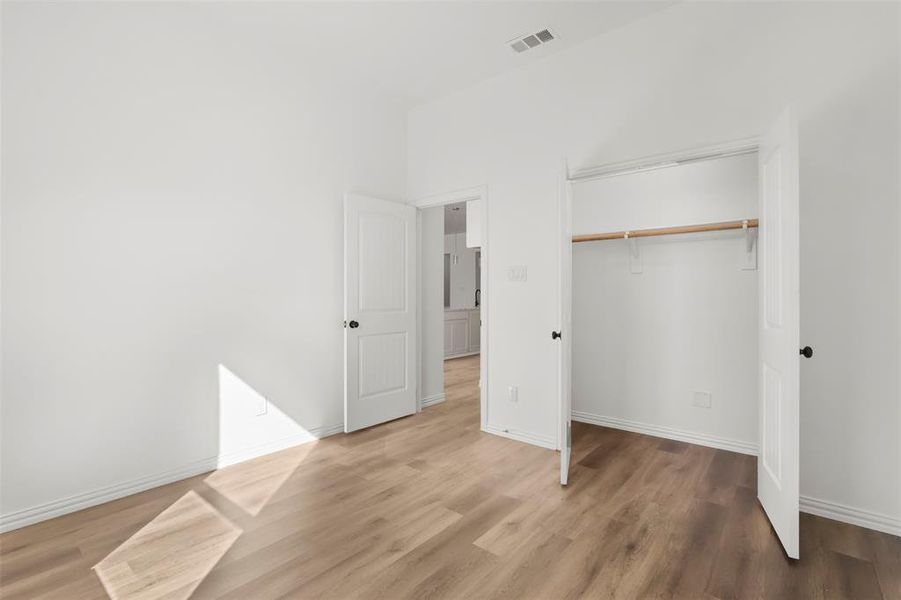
[692,391,712,409]
[507,385,519,403]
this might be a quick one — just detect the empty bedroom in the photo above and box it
[1,1,899,599]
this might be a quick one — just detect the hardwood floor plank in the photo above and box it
[695,449,744,506]
[825,550,885,599]
[465,529,572,600]
[864,523,901,599]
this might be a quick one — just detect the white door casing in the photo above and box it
[344,193,417,433]
[757,107,801,559]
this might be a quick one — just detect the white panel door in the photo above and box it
[757,108,801,559]
[558,164,573,485]
[344,193,417,433]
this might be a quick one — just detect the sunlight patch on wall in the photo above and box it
[217,364,318,462]
[214,364,321,515]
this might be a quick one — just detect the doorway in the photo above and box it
[414,187,488,431]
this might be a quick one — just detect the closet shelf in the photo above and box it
[572,218,758,243]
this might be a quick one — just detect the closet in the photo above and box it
[570,152,760,453]
[559,111,805,560]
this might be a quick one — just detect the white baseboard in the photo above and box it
[484,425,557,450]
[800,495,901,537]
[420,393,446,408]
[572,411,758,456]
[214,424,345,470]
[0,423,343,533]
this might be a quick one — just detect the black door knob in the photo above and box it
[551,331,562,340]
[349,320,359,329]
[800,346,813,358]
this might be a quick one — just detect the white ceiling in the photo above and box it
[209,1,675,107]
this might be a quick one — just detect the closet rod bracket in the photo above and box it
[627,235,642,274]
[742,219,758,270]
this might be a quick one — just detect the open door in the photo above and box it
[344,193,417,433]
[558,164,573,485]
[757,108,801,559]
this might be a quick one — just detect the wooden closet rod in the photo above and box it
[572,219,758,243]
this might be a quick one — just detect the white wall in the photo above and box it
[420,207,445,402]
[408,2,900,528]
[572,154,758,235]
[572,154,758,451]
[0,2,406,528]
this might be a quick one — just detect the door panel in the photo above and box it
[358,213,407,311]
[345,193,416,433]
[444,321,453,355]
[559,163,573,485]
[757,107,800,559]
[450,318,467,354]
[358,333,408,398]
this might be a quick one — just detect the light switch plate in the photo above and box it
[507,266,527,282]
[507,385,518,403]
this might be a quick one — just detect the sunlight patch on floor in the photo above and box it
[93,491,241,600]
[204,441,316,516]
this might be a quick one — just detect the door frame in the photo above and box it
[411,185,489,431]
[560,136,764,467]
[558,160,573,479]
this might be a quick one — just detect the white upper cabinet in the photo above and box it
[445,233,478,309]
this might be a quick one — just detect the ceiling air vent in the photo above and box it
[508,28,556,53]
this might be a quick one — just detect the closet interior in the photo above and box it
[569,151,760,456]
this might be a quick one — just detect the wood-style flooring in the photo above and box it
[1,354,898,599]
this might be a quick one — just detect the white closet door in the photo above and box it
[558,165,573,485]
[344,193,417,433]
[757,107,801,559]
